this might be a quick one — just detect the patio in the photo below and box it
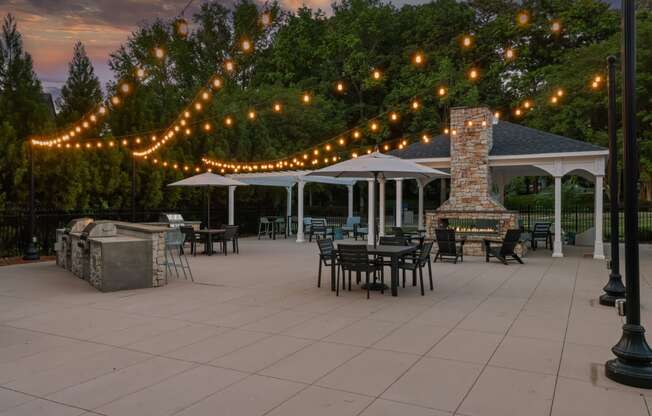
[1,238,651,416]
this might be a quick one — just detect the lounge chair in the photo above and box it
[434,228,465,263]
[484,229,524,265]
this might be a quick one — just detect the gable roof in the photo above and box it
[392,121,607,160]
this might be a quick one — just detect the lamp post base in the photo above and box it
[22,241,39,261]
[599,272,626,306]
[606,324,652,389]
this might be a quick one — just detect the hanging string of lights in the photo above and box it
[30,7,610,179]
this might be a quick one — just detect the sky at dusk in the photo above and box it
[0,0,427,93]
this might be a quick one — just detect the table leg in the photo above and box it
[331,254,336,291]
[391,255,398,296]
[207,234,213,256]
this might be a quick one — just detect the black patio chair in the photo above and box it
[316,239,337,288]
[221,224,240,254]
[399,241,434,295]
[379,236,410,246]
[212,227,238,256]
[337,244,383,298]
[530,222,552,250]
[434,228,465,263]
[484,229,524,265]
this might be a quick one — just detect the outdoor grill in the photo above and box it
[75,221,118,280]
[159,213,185,228]
[56,217,93,270]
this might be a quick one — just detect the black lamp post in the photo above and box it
[599,55,625,307]
[605,0,652,388]
[23,144,39,261]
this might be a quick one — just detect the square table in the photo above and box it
[195,229,226,255]
[332,243,418,296]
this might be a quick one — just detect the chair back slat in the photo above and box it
[338,244,370,267]
[532,222,551,237]
[317,238,334,255]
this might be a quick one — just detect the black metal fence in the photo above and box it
[2,206,651,258]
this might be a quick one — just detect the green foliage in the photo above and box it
[0,14,52,209]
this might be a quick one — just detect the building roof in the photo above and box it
[392,121,607,159]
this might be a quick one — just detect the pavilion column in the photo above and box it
[286,186,293,236]
[440,178,447,205]
[367,178,375,246]
[553,175,564,258]
[418,180,425,230]
[347,184,354,218]
[228,186,236,226]
[379,178,386,236]
[594,175,605,259]
[395,178,403,227]
[296,180,305,243]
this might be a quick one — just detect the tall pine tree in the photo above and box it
[0,14,50,209]
[57,41,102,125]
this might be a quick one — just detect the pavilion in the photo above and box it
[392,116,608,259]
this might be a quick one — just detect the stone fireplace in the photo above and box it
[426,106,519,255]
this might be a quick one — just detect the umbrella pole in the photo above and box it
[207,188,211,229]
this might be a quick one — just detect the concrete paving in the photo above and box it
[1,237,651,416]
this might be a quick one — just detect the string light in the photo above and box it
[413,52,424,65]
[336,81,345,93]
[224,60,235,72]
[273,102,282,112]
[411,100,420,110]
[353,130,361,139]
[551,20,562,33]
[469,68,479,80]
[135,68,146,79]
[372,69,382,80]
[389,112,399,122]
[225,116,233,126]
[302,93,311,104]
[260,12,271,26]
[204,122,212,131]
[517,11,530,26]
[111,96,121,106]
[241,39,252,52]
[154,47,165,59]
[370,121,379,131]
[505,48,516,60]
[462,35,473,48]
[438,86,447,97]
[212,77,222,89]
[176,18,189,37]
[248,110,256,120]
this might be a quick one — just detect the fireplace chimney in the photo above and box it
[439,106,505,211]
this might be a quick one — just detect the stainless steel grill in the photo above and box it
[159,213,185,228]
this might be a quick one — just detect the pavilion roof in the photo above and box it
[392,121,607,160]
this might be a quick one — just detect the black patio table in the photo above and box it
[196,229,226,255]
[332,243,418,297]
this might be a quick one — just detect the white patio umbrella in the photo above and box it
[168,172,248,228]
[307,152,448,245]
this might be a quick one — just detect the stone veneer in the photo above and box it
[428,106,519,256]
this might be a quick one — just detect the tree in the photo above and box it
[57,41,103,125]
[0,14,51,209]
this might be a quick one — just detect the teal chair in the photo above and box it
[341,216,361,238]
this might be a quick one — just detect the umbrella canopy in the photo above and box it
[167,172,247,187]
[306,151,448,180]
[167,172,248,228]
[307,152,448,246]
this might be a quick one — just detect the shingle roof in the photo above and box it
[393,121,607,159]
